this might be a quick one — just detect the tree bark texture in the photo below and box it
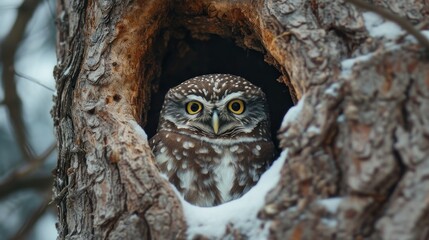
[53,0,429,239]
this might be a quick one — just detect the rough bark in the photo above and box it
[53,1,185,239]
[53,0,429,239]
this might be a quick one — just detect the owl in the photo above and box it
[150,74,275,207]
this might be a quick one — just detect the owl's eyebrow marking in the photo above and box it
[186,92,245,107]
[218,92,244,105]
[186,95,208,103]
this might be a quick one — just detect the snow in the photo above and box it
[307,125,321,135]
[280,95,305,129]
[318,197,343,214]
[318,197,343,228]
[181,150,288,239]
[406,30,429,44]
[362,12,403,40]
[421,31,429,40]
[340,53,374,78]
[321,218,338,228]
[337,114,345,123]
[129,120,148,140]
[5,2,428,239]
[324,83,341,98]
[340,11,429,78]
[364,10,429,45]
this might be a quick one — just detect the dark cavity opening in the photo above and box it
[145,34,294,149]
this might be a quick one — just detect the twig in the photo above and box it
[0,0,42,162]
[16,142,56,177]
[0,142,56,199]
[345,0,429,50]
[0,174,53,199]
[15,70,56,92]
[10,193,51,240]
[50,184,68,204]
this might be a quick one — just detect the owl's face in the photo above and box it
[158,74,271,139]
[152,74,275,206]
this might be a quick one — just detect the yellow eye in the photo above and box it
[186,101,203,115]
[228,99,245,115]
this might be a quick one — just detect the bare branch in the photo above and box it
[0,143,56,199]
[345,0,429,50]
[10,194,51,240]
[0,0,42,162]
[14,70,56,92]
[0,174,52,199]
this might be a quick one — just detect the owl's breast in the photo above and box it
[150,130,274,207]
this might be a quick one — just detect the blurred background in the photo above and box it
[0,0,57,239]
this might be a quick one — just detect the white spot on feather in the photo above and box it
[175,154,182,160]
[183,141,195,149]
[197,148,209,154]
[229,145,239,152]
[167,161,173,171]
[213,146,222,154]
[155,151,169,165]
[252,148,260,156]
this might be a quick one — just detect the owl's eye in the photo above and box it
[186,101,203,115]
[228,99,245,115]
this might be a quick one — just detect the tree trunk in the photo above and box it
[53,0,429,239]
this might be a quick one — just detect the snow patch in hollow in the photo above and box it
[280,95,305,129]
[130,120,148,140]
[180,151,288,239]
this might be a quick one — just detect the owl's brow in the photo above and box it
[186,92,245,106]
[217,92,244,105]
[186,95,209,104]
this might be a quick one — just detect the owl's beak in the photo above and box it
[212,110,219,134]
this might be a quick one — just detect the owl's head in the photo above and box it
[158,74,271,139]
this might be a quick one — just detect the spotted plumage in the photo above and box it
[150,74,275,207]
